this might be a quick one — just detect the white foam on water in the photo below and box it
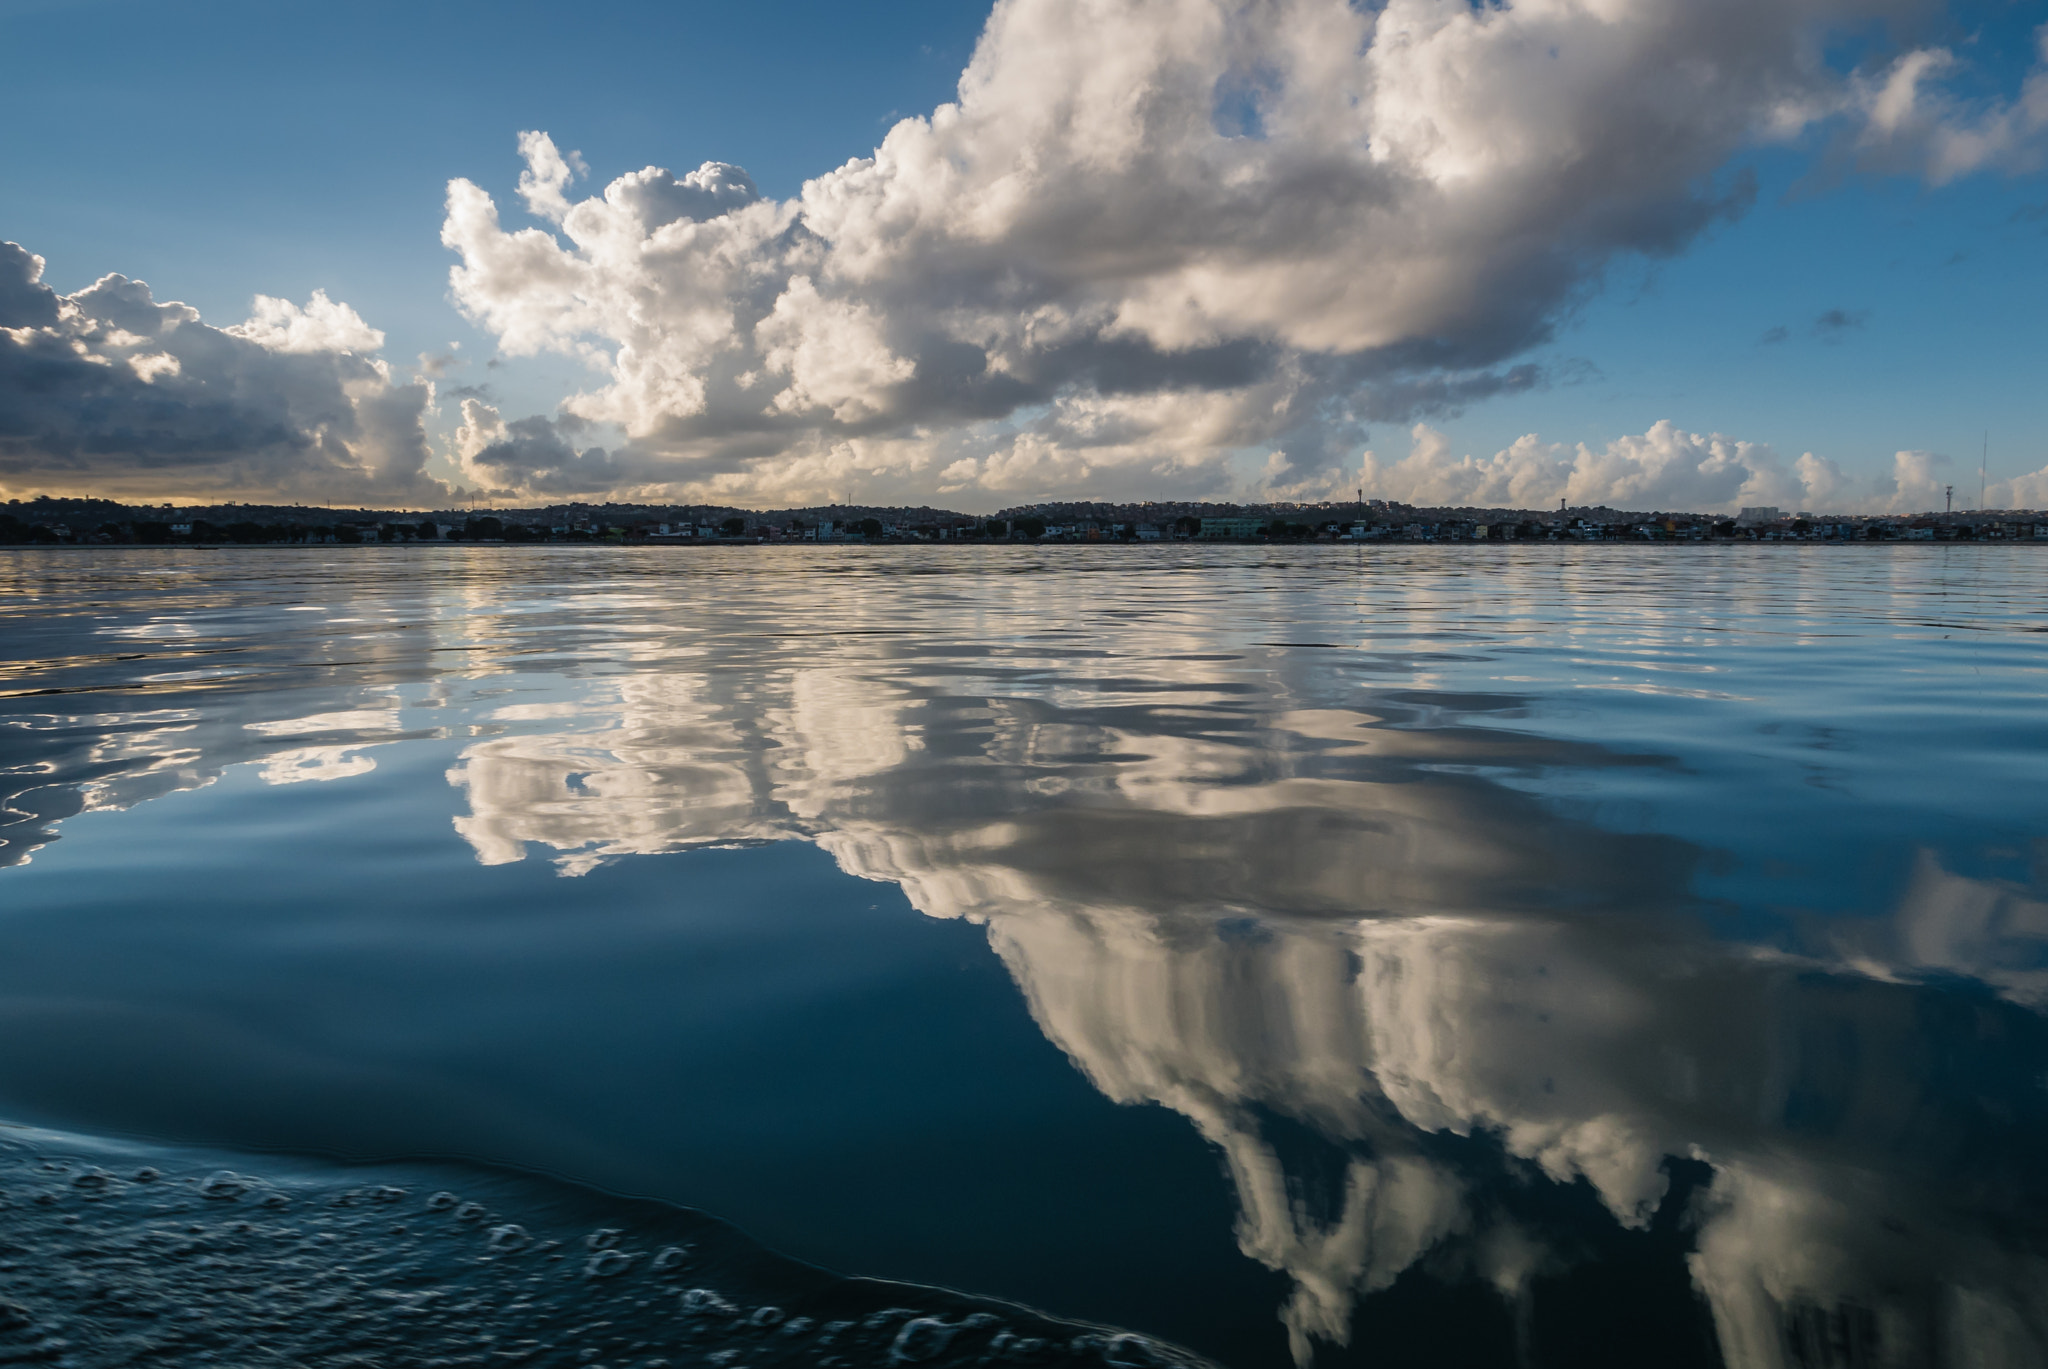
[0,1126,1210,1369]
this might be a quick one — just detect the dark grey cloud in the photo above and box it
[468,413,634,493]
[0,243,61,329]
[1812,307,1870,338]
[0,242,441,502]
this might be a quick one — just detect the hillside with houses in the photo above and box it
[4,494,2044,546]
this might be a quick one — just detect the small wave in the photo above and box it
[0,1123,1209,1369]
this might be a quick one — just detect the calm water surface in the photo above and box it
[2,545,2046,1369]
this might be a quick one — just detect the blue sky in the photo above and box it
[1,0,988,419]
[1487,147,2047,495]
[3,0,2045,511]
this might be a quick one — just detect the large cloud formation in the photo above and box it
[442,0,2048,508]
[0,242,442,504]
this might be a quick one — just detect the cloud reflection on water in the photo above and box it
[441,650,2048,1368]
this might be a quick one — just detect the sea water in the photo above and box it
[1,544,2044,1369]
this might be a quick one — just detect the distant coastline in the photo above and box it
[4,494,2043,546]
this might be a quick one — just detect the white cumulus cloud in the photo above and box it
[1361,421,1822,512]
[225,289,385,355]
[1359,422,2048,516]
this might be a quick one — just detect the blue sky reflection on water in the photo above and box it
[1,545,2047,1369]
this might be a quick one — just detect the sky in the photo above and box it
[2,0,2045,514]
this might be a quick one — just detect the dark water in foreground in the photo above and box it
[1,544,2045,1369]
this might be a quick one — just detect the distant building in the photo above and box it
[1199,517,1264,540]
[1736,506,1782,526]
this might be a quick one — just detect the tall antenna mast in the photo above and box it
[1981,431,1988,511]
[1945,484,1954,514]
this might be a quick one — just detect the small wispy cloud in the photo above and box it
[1759,324,1790,345]
[417,344,464,378]
[1812,308,1870,340]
